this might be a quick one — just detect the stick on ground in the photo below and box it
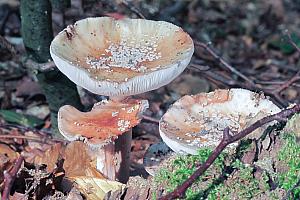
[1,156,24,200]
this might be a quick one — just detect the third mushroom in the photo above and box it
[159,88,281,155]
[50,17,194,182]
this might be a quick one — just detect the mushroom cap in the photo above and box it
[50,17,194,97]
[143,142,173,176]
[159,88,281,155]
[58,98,148,147]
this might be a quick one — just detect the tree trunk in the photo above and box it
[20,0,83,137]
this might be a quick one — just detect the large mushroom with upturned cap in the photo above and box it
[50,17,194,182]
[50,17,194,98]
[159,88,281,155]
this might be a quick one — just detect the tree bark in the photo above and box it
[20,0,83,137]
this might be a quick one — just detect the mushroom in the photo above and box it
[50,17,194,182]
[50,17,194,98]
[58,98,148,183]
[159,88,281,155]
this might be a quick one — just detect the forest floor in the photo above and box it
[1,0,300,199]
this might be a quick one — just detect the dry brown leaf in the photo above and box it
[0,143,18,159]
[0,143,18,183]
[34,143,64,172]
[34,141,104,178]
[63,141,104,178]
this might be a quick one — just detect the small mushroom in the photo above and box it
[58,98,148,183]
[50,17,194,182]
[159,88,281,155]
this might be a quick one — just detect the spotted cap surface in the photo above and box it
[50,17,194,97]
[159,88,281,155]
[58,98,148,146]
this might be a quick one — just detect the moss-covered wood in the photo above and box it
[20,0,83,137]
[20,0,53,62]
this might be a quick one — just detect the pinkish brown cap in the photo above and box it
[50,17,194,97]
[58,98,148,147]
[159,88,281,154]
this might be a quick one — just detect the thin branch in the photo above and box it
[285,30,300,53]
[273,71,300,93]
[0,123,52,135]
[121,0,145,19]
[272,31,300,94]
[1,156,24,200]
[194,41,257,88]
[0,134,68,144]
[142,115,159,124]
[159,104,300,199]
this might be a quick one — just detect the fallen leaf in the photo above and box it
[0,144,18,183]
[70,176,126,200]
[63,142,104,178]
[34,143,64,173]
[34,141,104,178]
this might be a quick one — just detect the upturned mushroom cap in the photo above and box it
[50,17,194,97]
[58,98,148,147]
[159,88,281,154]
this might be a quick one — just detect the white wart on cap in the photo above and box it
[50,17,194,97]
[159,88,281,155]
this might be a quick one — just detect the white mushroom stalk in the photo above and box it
[50,17,194,182]
[159,88,281,155]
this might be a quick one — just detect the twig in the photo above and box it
[270,31,300,97]
[159,104,300,199]
[194,41,257,88]
[255,80,300,87]
[142,115,159,124]
[190,64,237,87]
[0,134,68,144]
[1,156,24,200]
[0,123,52,135]
[285,30,300,53]
[273,71,300,93]
[121,0,145,19]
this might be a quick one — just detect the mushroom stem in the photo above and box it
[96,129,132,183]
[109,96,128,102]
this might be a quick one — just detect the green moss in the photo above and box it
[154,148,226,200]
[153,131,300,199]
[278,133,300,199]
[208,160,269,199]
